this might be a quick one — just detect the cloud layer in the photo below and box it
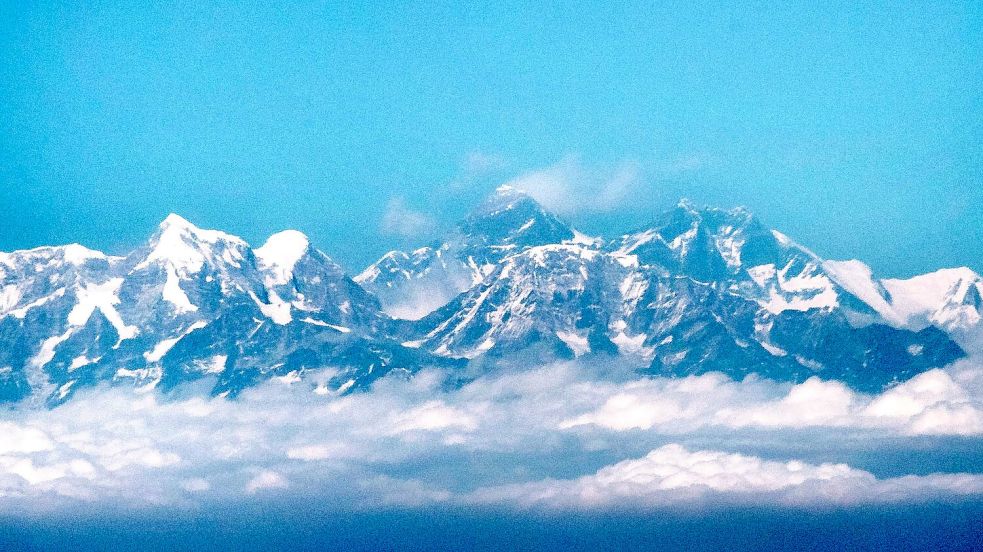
[561,367,983,436]
[0,359,980,514]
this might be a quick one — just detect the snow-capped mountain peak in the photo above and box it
[1,196,974,406]
[0,243,109,270]
[478,184,551,216]
[0,243,116,322]
[357,187,578,320]
[160,212,194,229]
[135,214,249,275]
[60,244,110,265]
[484,184,525,208]
[255,230,312,286]
[459,186,575,252]
[0,214,444,405]
[616,200,768,281]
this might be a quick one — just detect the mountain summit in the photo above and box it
[459,185,576,255]
[1,198,978,405]
[356,186,578,319]
[0,215,450,405]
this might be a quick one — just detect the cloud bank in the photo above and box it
[559,364,983,436]
[470,444,983,509]
[0,359,980,515]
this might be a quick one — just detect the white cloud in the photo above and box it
[246,470,288,494]
[390,400,477,434]
[503,156,642,215]
[0,360,978,514]
[469,444,983,509]
[379,197,436,239]
[462,150,507,175]
[715,377,857,429]
[560,391,685,431]
[286,442,359,461]
[0,422,55,455]
[0,456,96,486]
[449,150,509,190]
[561,369,983,436]
[863,369,983,435]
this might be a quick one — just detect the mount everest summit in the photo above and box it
[1,186,979,405]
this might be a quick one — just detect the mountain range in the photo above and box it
[2,186,979,405]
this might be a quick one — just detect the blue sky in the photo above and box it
[0,1,980,276]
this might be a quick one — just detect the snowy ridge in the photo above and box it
[0,193,978,405]
[0,214,442,405]
[134,214,249,274]
[357,186,580,320]
[403,196,969,390]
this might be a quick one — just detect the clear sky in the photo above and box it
[1,1,980,277]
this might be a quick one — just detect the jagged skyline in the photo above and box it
[2,4,981,548]
[2,185,979,406]
[2,3,980,278]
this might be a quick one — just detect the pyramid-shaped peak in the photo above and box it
[137,214,248,273]
[160,212,194,229]
[461,185,573,247]
[489,183,539,202]
[475,184,540,214]
[494,184,521,196]
[155,213,207,240]
[153,214,245,244]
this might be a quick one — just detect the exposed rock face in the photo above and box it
[1,191,976,405]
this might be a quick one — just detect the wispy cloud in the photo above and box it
[502,155,643,215]
[449,150,509,191]
[379,197,436,239]
[461,150,508,178]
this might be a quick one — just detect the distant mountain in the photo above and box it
[0,215,453,406]
[408,199,964,391]
[355,185,579,319]
[0,190,978,405]
[825,263,983,354]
